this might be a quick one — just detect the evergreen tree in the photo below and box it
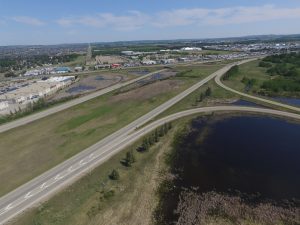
[199,92,204,102]
[125,151,136,166]
[158,126,164,137]
[163,123,168,135]
[205,87,212,97]
[148,136,154,146]
[109,169,120,180]
[154,129,159,142]
[142,139,149,151]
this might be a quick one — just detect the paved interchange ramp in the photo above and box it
[3,58,299,224]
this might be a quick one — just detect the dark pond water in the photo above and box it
[273,97,300,107]
[95,76,105,81]
[231,99,263,107]
[66,85,95,93]
[161,115,300,223]
[130,70,150,75]
[95,75,114,81]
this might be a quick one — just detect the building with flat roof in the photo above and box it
[54,67,71,74]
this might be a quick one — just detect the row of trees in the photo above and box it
[262,52,300,65]
[261,78,300,93]
[194,87,212,105]
[0,54,80,73]
[241,77,256,92]
[258,61,272,68]
[222,65,239,80]
[138,122,173,152]
[109,122,173,181]
[259,53,300,94]
[265,63,299,77]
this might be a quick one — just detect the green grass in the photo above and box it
[0,63,225,197]
[10,118,189,225]
[0,96,78,126]
[63,55,86,67]
[223,59,271,93]
[157,80,238,119]
[223,59,300,99]
[59,105,113,131]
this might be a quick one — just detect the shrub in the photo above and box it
[109,169,120,180]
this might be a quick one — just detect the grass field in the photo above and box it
[158,80,238,119]
[10,116,190,225]
[223,59,272,93]
[0,63,225,197]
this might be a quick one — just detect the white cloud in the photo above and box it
[12,16,45,26]
[57,11,148,31]
[153,5,300,27]
[55,5,300,32]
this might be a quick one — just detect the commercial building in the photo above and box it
[0,76,75,115]
[141,60,157,65]
[54,67,71,74]
[181,47,202,51]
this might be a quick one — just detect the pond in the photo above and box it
[273,97,300,107]
[159,115,300,224]
[231,99,264,107]
[66,85,96,93]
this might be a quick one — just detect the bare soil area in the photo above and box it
[111,79,183,102]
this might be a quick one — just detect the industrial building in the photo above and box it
[141,60,157,65]
[0,76,75,115]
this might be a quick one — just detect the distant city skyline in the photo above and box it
[1,0,300,46]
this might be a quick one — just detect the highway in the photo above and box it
[215,67,300,113]
[0,69,167,134]
[0,58,248,134]
[0,59,258,224]
[1,105,300,224]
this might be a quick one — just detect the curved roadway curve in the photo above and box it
[0,59,269,224]
[1,106,300,224]
[215,64,300,113]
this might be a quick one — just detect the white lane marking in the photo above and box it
[24,192,33,199]
[68,166,74,172]
[89,153,94,159]
[40,182,48,189]
[0,209,8,216]
[79,160,87,166]
[54,174,63,181]
[4,204,13,211]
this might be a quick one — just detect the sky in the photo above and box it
[0,0,300,46]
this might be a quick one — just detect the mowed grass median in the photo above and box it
[0,63,225,197]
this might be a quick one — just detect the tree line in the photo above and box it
[258,53,300,95]
[109,122,173,181]
[193,87,212,105]
[222,65,239,80]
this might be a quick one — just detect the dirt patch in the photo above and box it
[95,55,127,64]
[110,80,183,102]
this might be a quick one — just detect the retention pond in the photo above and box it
[158,114,300,224]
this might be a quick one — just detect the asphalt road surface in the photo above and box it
[0,59,225,134]
[1,106,300,225]
[0,69,167,134]
[0,59,258,224]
